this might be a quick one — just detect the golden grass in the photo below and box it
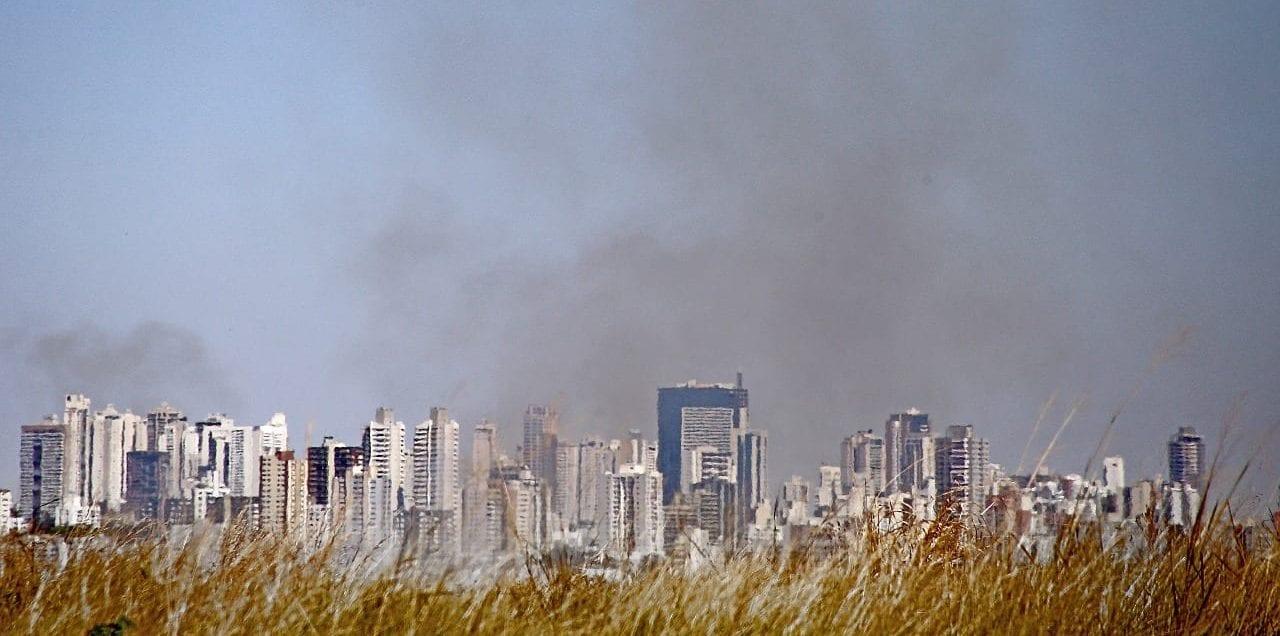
[2,515,1277,635]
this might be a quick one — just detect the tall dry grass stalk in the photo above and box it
[2,512,1277,635]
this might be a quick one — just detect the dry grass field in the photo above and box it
[2,511,1277,635]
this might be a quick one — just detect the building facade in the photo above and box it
[606,463,664,560]
[19,421,65,526]
[363,407,409,510]
[412,407,461,554]
[521,404,559,492]
[1167,426,1205,490]
[934,424,990,520]
[884,410,929,493]
[259,450,307,539]
[657,378,748,504]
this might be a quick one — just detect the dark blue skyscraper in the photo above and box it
[657,376,748,504]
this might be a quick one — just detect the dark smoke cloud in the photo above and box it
[5,321,242,419]
[339,4,1278,502]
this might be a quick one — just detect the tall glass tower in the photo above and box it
[657,376,748,504]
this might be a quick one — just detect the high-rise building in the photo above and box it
[701,447,734,482]
[472,419,498,480]
[1099,456,1127,523]
[146,402,185,453]
[463,421,500,554]
[364,472,401,546]
[935,424,990,520]
[522,404,559,491]
[413,407,461,553]
[84,405,138,512]
[333,447,364,490]
[840,435,857,493]
[884,410,929,493]
[900,435,935,493]
[62,394,91,513]
[681,408,732,460]
[662,494,699,558]
[683,445,733,491]
[145,403,188,500]
[330,462,372,545]
[192,480,230,523]
[735,429,767,537]
[816,465,843,511]
[467,477,509,555]
[127,410,149,452]
[82,404,109,508]
[1163,481,1200,528]
[1103,456,1125,494]
[841,430,885,495]
[306,436,347,507]
[194,415,233,465]
[363,407,409,510]
[183,412,225,491]
[553,441,581,526]
[779,476,811,525]
[657,378,748,504]
[1167,426,1205,490]
[165,418,189,498]
[504,466,544,552]
[226,426,261,498]
[692,478,735,547]
[1125,479,1157,521]
[576,438,617,531]
[216,415,289,501]
[606,463,664,560]
[984,478,1024,535]
[260,413,289,455]
[124,451,170,520]
[626,429,644,465]
[180,425,203,497]
[19,420,65,527]
[259,450,307,538]
[473,461,544,554]
[187,415,231,492]
[623,429,660,476]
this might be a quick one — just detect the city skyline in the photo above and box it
[3,3,1279,507]
[6,381,1225,526]
[1,3,1278,632]
[7,378,1222,568]
[0,379,1250,504]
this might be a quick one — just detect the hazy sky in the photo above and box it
[2,4,1278,508]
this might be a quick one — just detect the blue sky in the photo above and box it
[2,3,1278,506]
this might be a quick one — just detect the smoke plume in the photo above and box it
[333,3,1279,500]
[7,321,242,419]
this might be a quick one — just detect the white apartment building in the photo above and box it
[817,465,842,510]
[260,413,289,454]
[260,450,307,540]
[363,407,409,510]
[227,426,261,498]
[412,407,461,553]
[87,405,143,511]
[553,442,581,526]
[576,439,618,530]
[606,463,664,561]
[63,394,91,515]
